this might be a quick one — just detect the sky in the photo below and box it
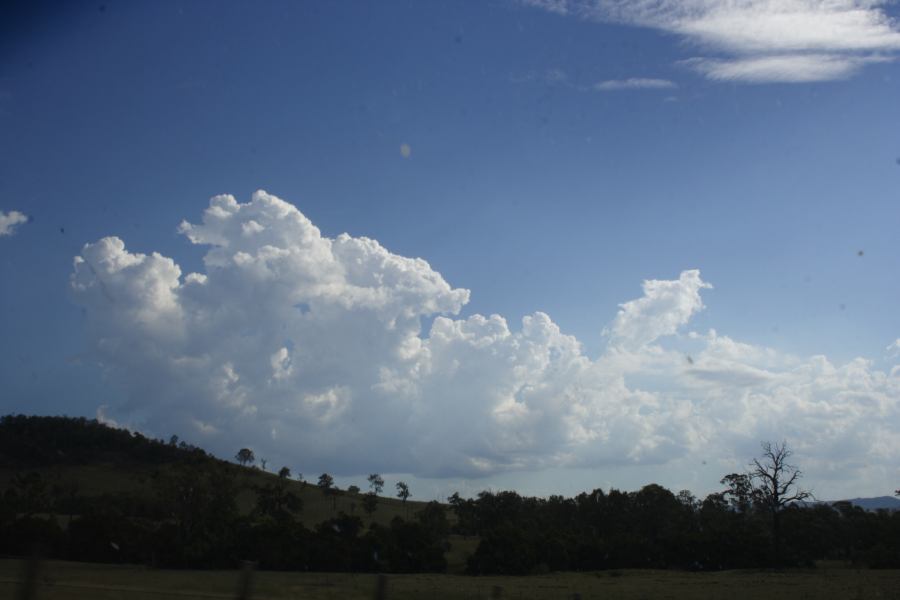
[1,0,899,502]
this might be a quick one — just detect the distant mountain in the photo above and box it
[835,496,900,511]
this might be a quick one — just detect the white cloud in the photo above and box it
[888,339,900,356]
[684,53,890,83]
[606,270,711,349]
[594,78,676,90]
[511,70,675,93]
[521,0,900,83]
[508,68,569,85]
[520,0,571,16]
[0,209,27,236]
[71,191,900,495]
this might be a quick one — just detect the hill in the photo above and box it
[1,414,463,573]
[0,414,439,528]
[3,414,899,575]
[837,496,900,512]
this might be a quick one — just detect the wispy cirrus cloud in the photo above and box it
[520,0,571,16]
[520,0,900,83]
[510,69,676,93]
[594,77,677,90]
[508,68,570,85]
[683,53,892,82]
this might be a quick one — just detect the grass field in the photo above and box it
[3,559,900,600]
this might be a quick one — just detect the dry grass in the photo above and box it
[3,559,900,600]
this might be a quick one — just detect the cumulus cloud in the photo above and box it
[594,78,676,91]
[520,0,900,83]
[606,270,711,349]
[0,209,27,236]
[71,191,900,491]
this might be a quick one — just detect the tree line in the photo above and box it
[232,447,413,519]
[452,442,900,573]
[1,415,898,573]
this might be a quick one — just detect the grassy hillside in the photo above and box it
[0,414,438,530]
[1,415,477,574]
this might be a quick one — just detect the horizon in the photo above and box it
[1,0,899,503]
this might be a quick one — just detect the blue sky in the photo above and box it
[2,0,900,500]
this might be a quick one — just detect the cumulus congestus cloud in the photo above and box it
[71,191,900,484]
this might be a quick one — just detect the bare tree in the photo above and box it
[750,440,811,565]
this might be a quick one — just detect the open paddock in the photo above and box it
[3,559,900,600]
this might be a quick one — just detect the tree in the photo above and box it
[720,473,755,513]
[396,481,411,517]
[155,465,239,567]
[8,472,48,517]
[368,473,384,495]
[318,473,334,491]
[278,466,291,479]
[362,492,378,517]
[235,448,255,467]
[750,441,812,565]
[253,481,302,524]
[260,458,267,471]
[676,489,699,512]
[318,473,337,512]
[347,485,360,494]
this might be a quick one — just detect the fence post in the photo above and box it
[235,561,256,600]
[19,551,41,600]
[374,574,388,600]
